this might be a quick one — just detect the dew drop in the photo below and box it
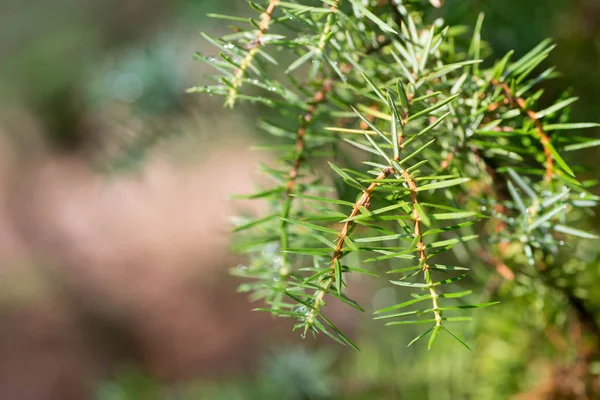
[294,305,308,314]
[520,235,528,243]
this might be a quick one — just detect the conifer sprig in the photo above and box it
[226,0,280,108]
[192,1,599,350]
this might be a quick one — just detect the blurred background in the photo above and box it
[0,0,599,399]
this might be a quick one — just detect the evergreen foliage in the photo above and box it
[190,0,599,350]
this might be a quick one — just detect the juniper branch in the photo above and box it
[226,0,280,108]
[280,80,333,275]
[490,78,554,181]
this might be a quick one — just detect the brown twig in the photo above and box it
[305,166,395,326]
[278,80,334,276]
[306,103,441,329]
[490,78,554,181]
[226,0,280,108]
[285,80,333,196]
[400,169,443,325]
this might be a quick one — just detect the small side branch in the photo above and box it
[226,0,280,108]
[490,78,554,181]
[305,166,395,328]
[401,170,443,326]
[285,80,333,196]
[279,80,333,274]
[305,99,411,329]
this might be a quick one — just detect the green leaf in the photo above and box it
[407,94,460,122]
[414,203,431,227]
[334,259,343,295]
[387,265,422,274]
[361,72,387,104]
[233,213,278,232]
[351,107,393,145]
[401,139,436,165]
[468,13,484,74]
[528,205,567,232]
[354,233,413,243]
[442,326,471,351]
[505,38,553,79]
[407,327,434,347]
[364,131,393,164]
[417,177,470,192]
[387,91,403,159]
[329,162,364,188]
[346,266,379,278]
[283,218,340,234]
[285,49,317,73]
[507,168,537,200]
[507,181,527,215]
[440,290,472,299]
[554,224,599,239]
[419,26,435,72]
[430,212,480,221]
[344,138,381,156]
[535,97,578,119]
[207,13,252,23]
[349,0,397,33]
[422,221,477,236]
[492,50,514,79]
[546,141,575,177]
[397,81,409,109]
[426,60,483,82]
[342,203,409,222]
[319,313,361,351]
[390,280,429,288]
[434,274,468,286]
[429,264,470,271]
[544,122,600,131]
[428,325,441,350]
[284,248,333,255]
[386,319,437,326]
[565,139,600,152]
[427,235,478,249]
[233,187,285,199]
[541,191,569,208]
[375,295,432,314]
[292,194,355,207]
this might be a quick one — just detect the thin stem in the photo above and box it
[305,166,395,329]
[305,99,448,332]
[279,80,333,275]
[490,78,554,181]
[226,0,280,108]
[305,100,410,329]
[401,169,443,326]
[308,0,341,79]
